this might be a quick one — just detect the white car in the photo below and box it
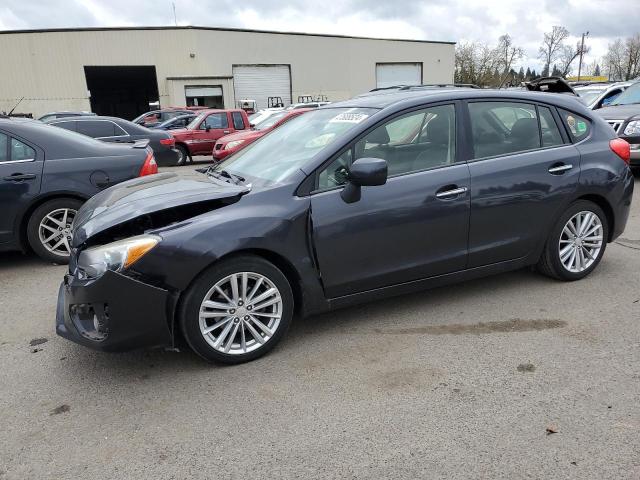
[575,82,633,110]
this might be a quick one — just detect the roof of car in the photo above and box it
[327,88,589,113]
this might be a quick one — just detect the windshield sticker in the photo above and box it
[329,113,369,124]
[576,120,587,134]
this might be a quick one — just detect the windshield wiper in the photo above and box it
[206,166,245,185]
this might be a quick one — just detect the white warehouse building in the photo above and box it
[0,26,455,119]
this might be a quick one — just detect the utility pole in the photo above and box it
[172,2,177,26]
[577,31,589,81]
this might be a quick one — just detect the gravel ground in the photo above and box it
[0,167,638,479]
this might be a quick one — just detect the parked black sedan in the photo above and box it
[0,117,157,263]
[44,116,180,166]
[56,88,634,364]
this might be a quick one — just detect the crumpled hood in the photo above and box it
[596,104,640,121]
[72,171,250,246]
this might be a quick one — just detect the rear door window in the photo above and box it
[232,112,246,130]
[77,120,117,138]
[469,102,540,158]
[0,133,8,162]
[558,109,590,141]
[10,138,36,161]
[538,106,564,147]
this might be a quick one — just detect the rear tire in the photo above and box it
[179,255,294,364]
[176,145,190,166]
[537,200,608,281]
[27,198,83,264]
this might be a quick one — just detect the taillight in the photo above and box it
[139,151,158,177]
[610,138,630,165]
[160,137,175,146]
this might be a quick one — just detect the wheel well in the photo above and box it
[175,142,191,156]
[222,249,304,316]
[171,248,305,347]
[18,194,87,252]
[577,194,615,242]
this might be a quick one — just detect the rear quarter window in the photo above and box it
[559,109,590,141]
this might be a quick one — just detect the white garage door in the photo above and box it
[233,65,292,110]
[376,63,422,89]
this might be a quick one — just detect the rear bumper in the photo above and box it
[56,270,174,352]
[154,148,180,166]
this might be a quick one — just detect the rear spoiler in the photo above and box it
[132,139,150,149]
[524,76,576,95]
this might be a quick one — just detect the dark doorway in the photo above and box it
[84,66,159,120]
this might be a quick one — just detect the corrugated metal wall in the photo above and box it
[0,27,455,117]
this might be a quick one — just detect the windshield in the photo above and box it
[253,111,290,130]
[576,88,605,105]
[610,82,640,106]
[214,107,376,183]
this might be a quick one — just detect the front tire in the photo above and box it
[27,198,83,264]
[179,255,294,364]
[537,200,608,281]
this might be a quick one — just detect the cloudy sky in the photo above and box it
[1,0,637,72]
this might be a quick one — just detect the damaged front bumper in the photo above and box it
[56,270,174,352]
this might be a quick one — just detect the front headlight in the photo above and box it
[77,234,160,279]
[225,140,245,150]
[623,120,640,136]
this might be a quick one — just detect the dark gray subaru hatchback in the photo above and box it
[56,88,635,364]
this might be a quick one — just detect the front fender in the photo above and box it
[131,192,329,316]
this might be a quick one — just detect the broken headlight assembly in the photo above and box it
[77,234,161,280]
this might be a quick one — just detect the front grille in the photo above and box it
[606,120,624,134]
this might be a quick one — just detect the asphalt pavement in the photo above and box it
[1,166,638,479]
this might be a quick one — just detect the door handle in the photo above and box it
[3,173,36,181]
[435,186,468,199]
[548,163,573,174]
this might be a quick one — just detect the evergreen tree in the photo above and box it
[525,67,532,80]
[541,64,549,77]
[594,64,601,76]
[531,69,538,78]
[518,67,525,81]
[551,64,561,77]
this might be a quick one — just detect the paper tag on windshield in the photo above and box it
[329,113,369,124]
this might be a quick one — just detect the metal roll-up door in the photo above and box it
[233,65,291,110]
[376,63,422,89]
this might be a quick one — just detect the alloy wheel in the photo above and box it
[198,272,283,355]
[38,208,76,257]
[558,210,603,273]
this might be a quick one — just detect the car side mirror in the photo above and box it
[340,157,387,204]
[205,126,211,132]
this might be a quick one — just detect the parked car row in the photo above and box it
[0,117,157,262]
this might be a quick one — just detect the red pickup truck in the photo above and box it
[170,109,250,164]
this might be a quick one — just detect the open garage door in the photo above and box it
[233,65,291,110]
[84,66,159,120]
[376,63,422,89]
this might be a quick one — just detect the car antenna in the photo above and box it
[7,97,24,116]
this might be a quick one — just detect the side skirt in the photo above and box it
[327,255,534,311]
